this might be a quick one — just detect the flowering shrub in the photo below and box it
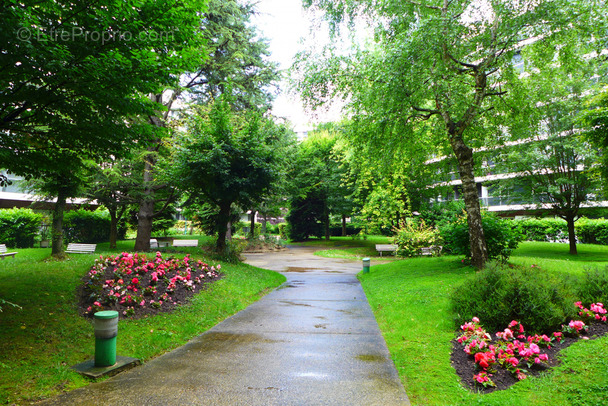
[83,252,221,317]
[458,302,607,389]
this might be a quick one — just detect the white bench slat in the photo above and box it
[0,244,17,259]
[171,240,198,247]
[66,243,97,253]
[150,239,158,248]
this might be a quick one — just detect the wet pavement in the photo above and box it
[39,246,410,405]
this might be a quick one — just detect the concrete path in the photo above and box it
[40,246,409,405]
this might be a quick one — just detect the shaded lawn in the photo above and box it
[0,243,285,404]
[359,244,608,405]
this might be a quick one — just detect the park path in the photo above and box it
[39,246,409,405]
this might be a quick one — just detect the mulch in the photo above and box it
[451,323,608,393]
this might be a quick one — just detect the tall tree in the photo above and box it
[296,0,606,268]
[173,98,285,252]
[133,0,279,250]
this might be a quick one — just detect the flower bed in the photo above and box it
[452,302,608,393]
[78,251,222,318]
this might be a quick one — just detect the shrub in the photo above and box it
[576,267,608,305]
[575,218,608,245]
[0,208,43,248]
[64,209,111,244]
[418,201,466,228]
[328,223,364,237]
[451,262,577,334]
[394,220,441,257]
[512,218,567,242]
[440,212,523,262]
[278,223,288,240]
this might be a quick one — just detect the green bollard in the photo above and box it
[94,311,119,367]
[362,257,371,274]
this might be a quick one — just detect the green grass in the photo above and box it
[359,242,608,405]
[290,235,400,261]
[0,239,285,404]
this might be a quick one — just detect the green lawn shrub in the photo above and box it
[278,223,288,240]
[0,208,43,248]
[394,220,441,257]
[328,223,363,237]
[451,262,577,334]
[576,267,608,305]
[440,212,523,262]
[575,218,608,245]
[64,209,113,243]
[512,217,567,242]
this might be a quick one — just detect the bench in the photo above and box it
[0,244,17,259]
[420,246,443,256]
[150,239,158,248]
[375,244,397,257]
[172,239,198,247]
[66,243,97,254]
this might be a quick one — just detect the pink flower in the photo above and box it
[472,317,480,323]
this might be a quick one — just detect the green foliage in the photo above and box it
[576,268,608,306]
[278,223,288,240]
[513,218,568,242]
[394,220,441,257]
[418,201,467,229]
[440,213,523,262]
[0,209,42,248]
[64,209,115,244]
[235,222,261,238]
[286,192,325,241]
[575,218,608,245]
[451,262,577,334]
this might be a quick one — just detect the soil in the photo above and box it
[77,261,223,320]
[451,323,608,393]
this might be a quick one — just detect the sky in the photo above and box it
[252,0,337,134]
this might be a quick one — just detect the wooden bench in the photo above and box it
[171,239,198,247]
[66,243,97,254]
[375,244,397,257]
[0,244,17,259]
[420,246,443,256]
[150,239,158,248]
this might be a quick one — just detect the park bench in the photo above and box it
[375,244,398,257]
[0,244,17,259]
[172,239,199,247]
[420,246,443,256]
[150,239,158,248]
[66,243,97,254]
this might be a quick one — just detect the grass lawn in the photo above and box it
[0,237,285,404]
[359,242,608,405]
[292,235,401,261]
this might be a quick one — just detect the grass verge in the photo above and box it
[0,241,285,404]
[359,242,608,405]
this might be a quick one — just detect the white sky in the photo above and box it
[252,0,338,133]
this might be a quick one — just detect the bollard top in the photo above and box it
[362,257,370,261]
[94,310,119,320]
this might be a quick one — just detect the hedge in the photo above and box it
[0,208,43,248]
[63,209,113,244]
[513,217,608,245]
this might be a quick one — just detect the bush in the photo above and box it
[394,220,441,257]
[64,209,111,244]
[576,267,608,305]
[328,223,364,237]
[440,212,523,262]
[451,262,577,334]
[0,208,43,248]
[235,222,262,238]
[575,218,608,245]
[278,223,288,240]
[512,218,567,242]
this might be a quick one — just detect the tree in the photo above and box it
[581,89,608,195]
[296,0,606,268]
[1,0,208,256]
[173,98,284,252]
[287,128,354,241]
[132,0,279,251]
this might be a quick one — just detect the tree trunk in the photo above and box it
[51,189,67,258]
[342,214,347,236]
[324,213,330,241]
[216,202,231,252]
[109,207,118,249]
[249,210,256,240]
[261,214,267,234]
[134,151,156,251]
[566,214,578,255]
[450,135,488,269]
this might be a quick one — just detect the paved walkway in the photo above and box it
[40,246,409,405]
